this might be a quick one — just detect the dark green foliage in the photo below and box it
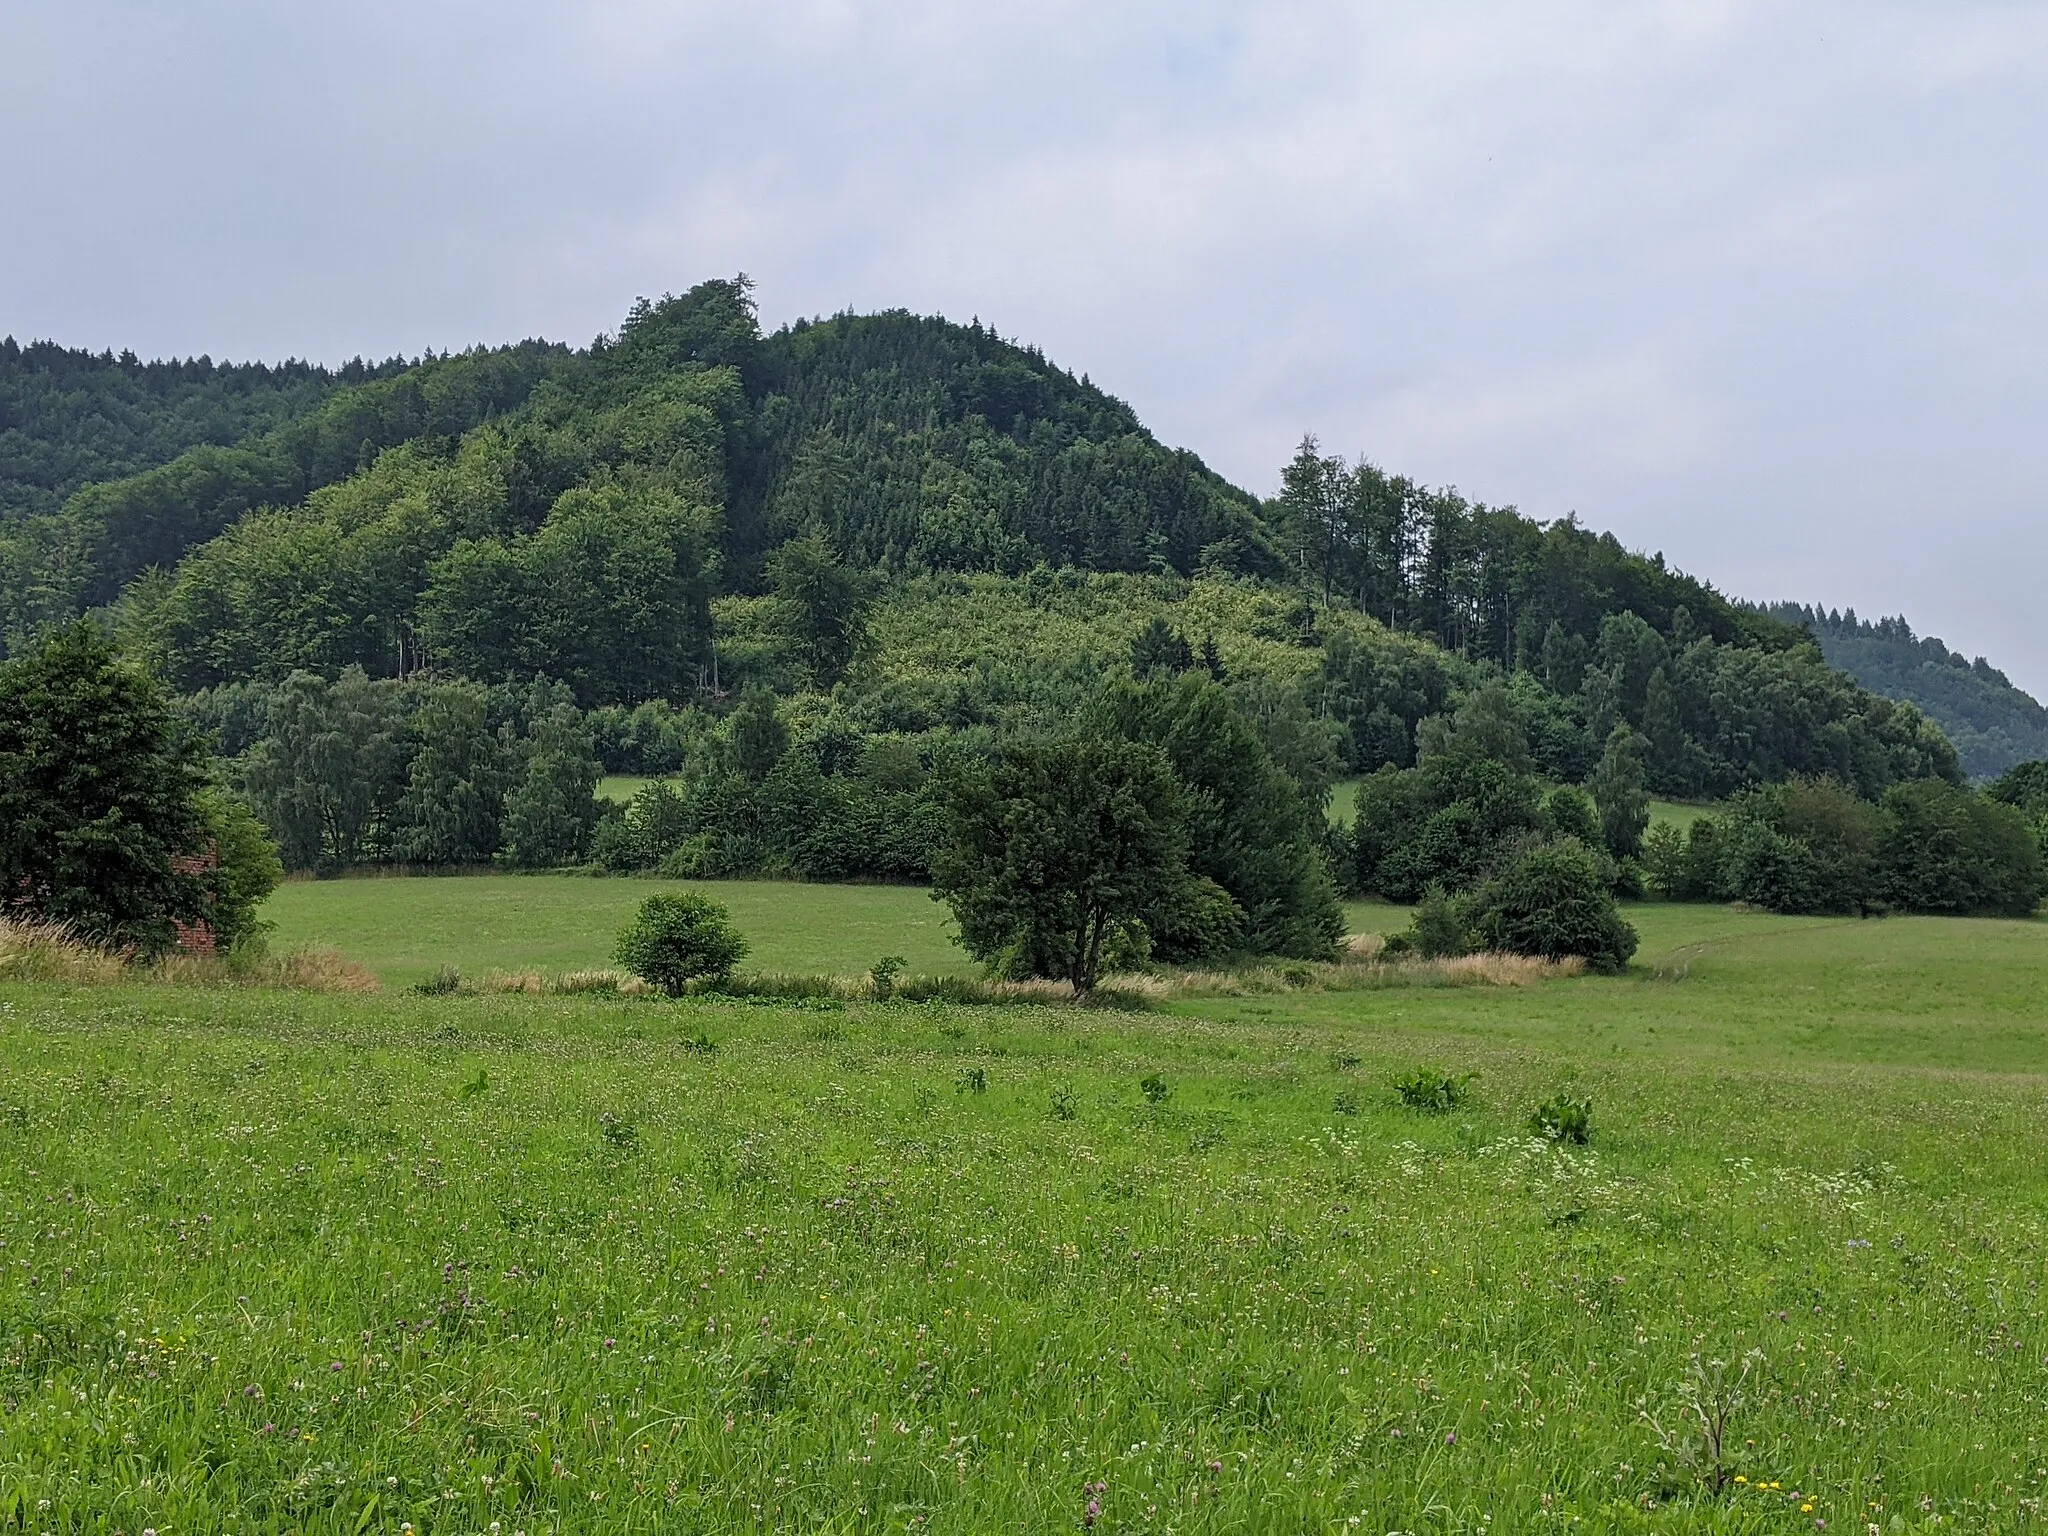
[932,736,1191,994]
[1879,779,2043,917]
[1648,775,2040,918]
[1531,1093,1594,1144]
[1588,726,1650,859]
[0,623,215,952]
[766,531,875,686]
[1140,1074,1171,1105]
[1277,437,1796,665]
[421,483,715,706]
[1543,785,1601,845]
[1393,1068,1475,1113]
[1090,673,1343,960]
[613,891,748,996]
[241,669,410,870]
[727,686,789,783]
[394,683,510,866]
[1764,604,2048,781]
[499,706,601,868]
[1465,839,1639,973]
[736,309,1276,580]
[1989,759,2048,818]
[0,343,563,641]
[0,337,381,522]
[1129,617,1194,679]
[1352,693,1546,901]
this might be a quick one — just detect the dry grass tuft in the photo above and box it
[0,919,383,993]
[154,946,383,993]
[0,919,129,984]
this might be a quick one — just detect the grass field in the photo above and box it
[2,905,2045,1530]
[262,876,975,988]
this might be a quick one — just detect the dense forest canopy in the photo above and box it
[0,336,408,523]
[1757,602,2048,781]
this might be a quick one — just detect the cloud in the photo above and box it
[3,0,2044,689]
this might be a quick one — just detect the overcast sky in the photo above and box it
[5,1,2045,692]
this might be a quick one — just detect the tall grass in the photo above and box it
[0,918,381,992]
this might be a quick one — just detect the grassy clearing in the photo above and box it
[261,875,971,989]
[597,775,667,805]
[1,906,2044,1530]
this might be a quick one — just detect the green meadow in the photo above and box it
[3,900,2046,1531]
[261,876,975,988]
[260,874,1412,990]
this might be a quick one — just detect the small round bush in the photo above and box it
[614,892,748,996]
[1466,838,1638,973]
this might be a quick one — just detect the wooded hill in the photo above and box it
[1757,603,2048,781]
[0,277,1980,819]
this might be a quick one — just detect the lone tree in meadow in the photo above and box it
[932,737,1190,995]
[615,891,748,996]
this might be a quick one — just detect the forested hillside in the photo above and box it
[1760,603,2048,780]
[0,338,398,522]
[0,276,2009,909]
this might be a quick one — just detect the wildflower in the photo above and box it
[1802,1504,1814,1514]
[1445,1431,1457,1445]
[329,1360,345,1371]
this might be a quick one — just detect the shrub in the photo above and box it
[1407,886,1472,959]
[1465,839,1638,973]
[412,965,462,996]
[1394,1068,1475,1113]
[870,954,906,999]
[1531,1092,1593,1144]
[1140,1073,1171,1105]
[614,892,748,996]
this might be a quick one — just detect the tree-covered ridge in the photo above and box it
[0,336,401,523]
[728,308,1276,580]
[1274,437,1799,669]
[1758,603,2048,781]
[0,274,1988,815]
[0,340,570,646]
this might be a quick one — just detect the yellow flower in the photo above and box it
[1801,1504,1814,1514]
[1735,1476,1748,1485]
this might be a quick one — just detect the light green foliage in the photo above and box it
[194,786,282,951]
[614,890,748,994]
[241,668,410,870]
[3,908,2047,1525]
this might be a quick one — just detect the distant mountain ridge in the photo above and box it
[1759,603,2048,781]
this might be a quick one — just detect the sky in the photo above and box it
[5,0,2046,693]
